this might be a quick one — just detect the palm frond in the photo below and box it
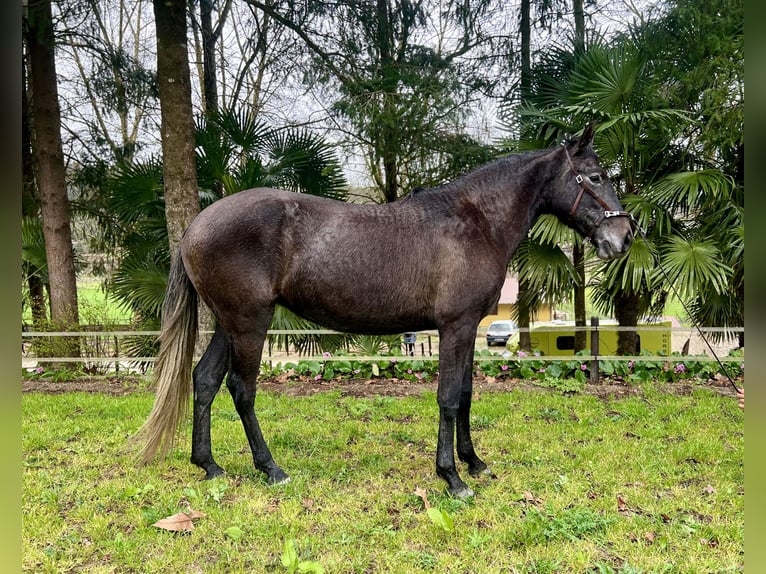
[620,193,673,237]
[105,158,165,227]
[513,239,578,305]
[22,216,48,273]
[646,170,735,214]
[594,235,657,294]
[660,236,732,300]
[269,305,348,356]
[110,261,169,319]
[528,214,577,246]
[263,129,347,200]
[211,107,272,156]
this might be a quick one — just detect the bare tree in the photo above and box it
[58,0,158,164]
[245,0,511,202]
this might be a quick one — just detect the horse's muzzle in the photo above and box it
[593,222,634,259]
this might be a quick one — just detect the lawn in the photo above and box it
[22,384,744,573]
[22,281,133,327]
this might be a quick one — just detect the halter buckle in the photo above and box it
[575,174,584,185]
[604,210,622,218]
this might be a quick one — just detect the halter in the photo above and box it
[561,143,632,231]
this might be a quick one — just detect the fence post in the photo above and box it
[589,316,600,384]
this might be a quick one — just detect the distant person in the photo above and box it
[737,388,744,410]
[403,332,416,356]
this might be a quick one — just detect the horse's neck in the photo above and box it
[463,156,552,260]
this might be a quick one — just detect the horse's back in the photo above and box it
[179,187,506,334]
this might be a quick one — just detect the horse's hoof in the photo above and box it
[203,467,226,480]
[470,467,496,479]
[268,469,291,486]
[271,475,291,486]
[467,464,490,478]
[450,485,475,499]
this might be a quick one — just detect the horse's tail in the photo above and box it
[134,250,198,465]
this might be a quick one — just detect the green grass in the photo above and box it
[22,387,744,573]
[23,282,133,326]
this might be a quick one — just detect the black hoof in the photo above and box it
[449,484,475,499]
[203,465,226,480]
[267,468,291,486]
[469,465,496,479]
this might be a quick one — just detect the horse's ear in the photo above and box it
[577,122,597,151]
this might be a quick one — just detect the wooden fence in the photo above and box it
[22,319,744,383]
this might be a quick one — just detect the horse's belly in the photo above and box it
[277,284,436,335]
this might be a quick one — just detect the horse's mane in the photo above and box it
[402,147,552,202]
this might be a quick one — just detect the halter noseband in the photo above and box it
[561,143,632,232]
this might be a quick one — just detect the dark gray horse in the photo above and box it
[136,124,633,498]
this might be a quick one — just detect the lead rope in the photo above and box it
[630,221,741,394]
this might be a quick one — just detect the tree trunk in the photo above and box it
[573,242,587,352]
[153,0,213,349]
[153,0,200,254]
[517,278,532,352]
[514,0,532,345]
[571,0,587,353]
[22,52,48,328]
[520,0,530,100]
[200,0,218,116]
[614,290,640,355]
[26,0,80,357]
[377,0,399,203]
[573,0,585,49]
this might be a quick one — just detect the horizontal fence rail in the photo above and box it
[22,325,744,369]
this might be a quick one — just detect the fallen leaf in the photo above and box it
[617,494,631,513]
[152,510,206,533]
[414,486,431,509]
[644,531,656,544]
[521,490,541,505]
[702,484,716,495]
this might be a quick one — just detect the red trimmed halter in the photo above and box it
[561,143,632,229]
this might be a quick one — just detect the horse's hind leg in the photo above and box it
[226,313,289,485]
[436,322,479,498]
[456,340,494,478]
[191,325,230,479]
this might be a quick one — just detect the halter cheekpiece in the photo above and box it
[561,142,632,229]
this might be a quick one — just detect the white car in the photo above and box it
[485,320,518,347]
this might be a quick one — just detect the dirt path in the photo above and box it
[21,372,741,401]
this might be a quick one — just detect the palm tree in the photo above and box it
[510,30,741,354]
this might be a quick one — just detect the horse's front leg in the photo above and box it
[455,341,494,478]
[191,325,229,479]
[435,323,479,498]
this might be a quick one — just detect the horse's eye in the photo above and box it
[588,173,603,184]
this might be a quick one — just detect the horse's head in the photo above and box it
[555,124,633,259]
